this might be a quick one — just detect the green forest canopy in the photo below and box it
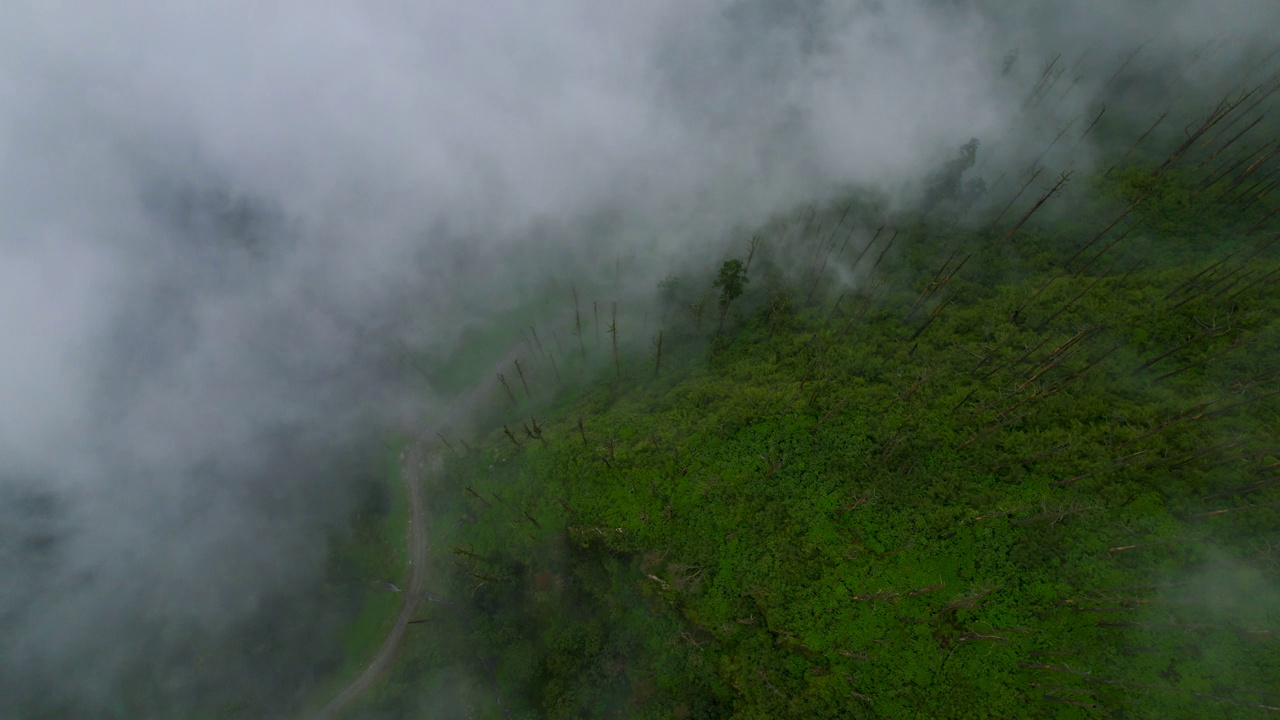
[345,149,1280,718]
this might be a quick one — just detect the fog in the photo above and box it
[1,0,1277,716]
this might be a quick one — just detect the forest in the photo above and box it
[321,56,1280,720]
[8,5,1280,720]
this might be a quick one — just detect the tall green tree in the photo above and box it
[713,259,748,333]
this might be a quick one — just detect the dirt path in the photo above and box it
[312,441,435,720]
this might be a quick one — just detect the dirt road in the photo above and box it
[312,441,435,720]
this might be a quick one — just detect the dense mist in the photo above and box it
[2,0,1277,716]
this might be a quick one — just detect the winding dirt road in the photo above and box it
[312,440,435,720]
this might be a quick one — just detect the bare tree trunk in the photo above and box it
[652,331,664,376]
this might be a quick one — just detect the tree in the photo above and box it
[922,138,980,211]
[714,259,748,333]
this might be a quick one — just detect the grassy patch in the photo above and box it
[298,437,410,717]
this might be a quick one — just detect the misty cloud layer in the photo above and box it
[2,0,1277,715]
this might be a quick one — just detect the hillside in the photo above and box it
[340,151,1280,719]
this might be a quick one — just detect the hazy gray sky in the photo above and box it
[1,0,1276,715]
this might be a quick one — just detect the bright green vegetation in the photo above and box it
[350,162,1280,719]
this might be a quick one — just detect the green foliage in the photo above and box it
[404,210,1280,718]
[714,260,749,312]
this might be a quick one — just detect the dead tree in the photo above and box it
[1155,90,1254,174]
[988,168,1043,230]
[847,224,885,275]
[1102,42,1149,93]
[879,412,915,458]
[1201,476,1279,502]
[1114,400,1218,450]
[464,486,491,508]
[1207,76,1280,146]
[1246,203,1280,234]
[884,372,930,412]
[906,249,960,321]
[938,587,996,617]
[1224,162,1280,209]
[835,278,886,342]
[497,373,518,407]
[514,359,532,398]
[468,571,503,592]
[1240,172,1280,211]
[1024,54,1064,108]
[802,221,826,274]
[395,340,434,383]
[1074,104,1107,148]
[962,409,1029,448]
[1223,263,1280,305]
[1165,245,1249,300]
[1053,450,1149,488]
[1028,118,1077,170]
[690,292,709,331]
[867,230,900,276]
[1196,141,1274,195]
[1010,501,1095,527]
[910,297,955,341]
[1182,502,1274,517]
[1155,335,1244,381]
[880,543,915,558]
[1063,196,1146,271]
[794,203,818,246]
[1200,141,1276,195]
[949,387,980,414]
[1175,235,1280,306]
[502,425,520,448]
[435,432,456,454]
[1020,327,1096,380]
[1004,172,1072,243]
[1034,270,1108,332]
[653,331,664,376]
[821,293,846,333]
[523,415,547,445]
[1200,387,1280,419]
[1104,109,1169,176]
[572,285,586,359]
[450,543,491,564]
[1072,221,1144,279]
[1132,323,1231,375]
[521,506,542,529]
[744,234,761,273]
[805,203,854,304]
[1199,114,1268,168]
[609,301,620,379]
[1211,146,1280,204]
[988,442,1072,474]
[546,349,562,384]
